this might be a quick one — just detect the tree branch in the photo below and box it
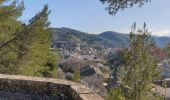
[0,32,21,49]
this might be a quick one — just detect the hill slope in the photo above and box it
[52,27,170,48]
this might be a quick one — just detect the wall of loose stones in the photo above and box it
[0,74,103,100]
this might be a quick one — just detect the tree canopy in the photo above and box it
[0,0,58,78]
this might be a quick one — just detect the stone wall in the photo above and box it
[0,74,103,100]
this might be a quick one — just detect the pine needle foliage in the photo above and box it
[0,1,58,78]
[107,23,162,100]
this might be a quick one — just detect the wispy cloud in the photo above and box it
[152,30,170,36]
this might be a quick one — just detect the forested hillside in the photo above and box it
[52,27,170,48]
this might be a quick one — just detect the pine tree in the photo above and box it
[100,0,150,15]
[18,5,58,78]
[0,1,58,78]
[0,0,24,74]
[121,23,161,100]
[107,23,162,100]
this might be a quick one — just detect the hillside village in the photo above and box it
[52,31,111,97]
[51,27,170,98]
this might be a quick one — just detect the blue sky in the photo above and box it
[20,0,170,36]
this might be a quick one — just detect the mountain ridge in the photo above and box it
[52,27,170,48]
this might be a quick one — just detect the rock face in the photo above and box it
[0,74,104,100]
